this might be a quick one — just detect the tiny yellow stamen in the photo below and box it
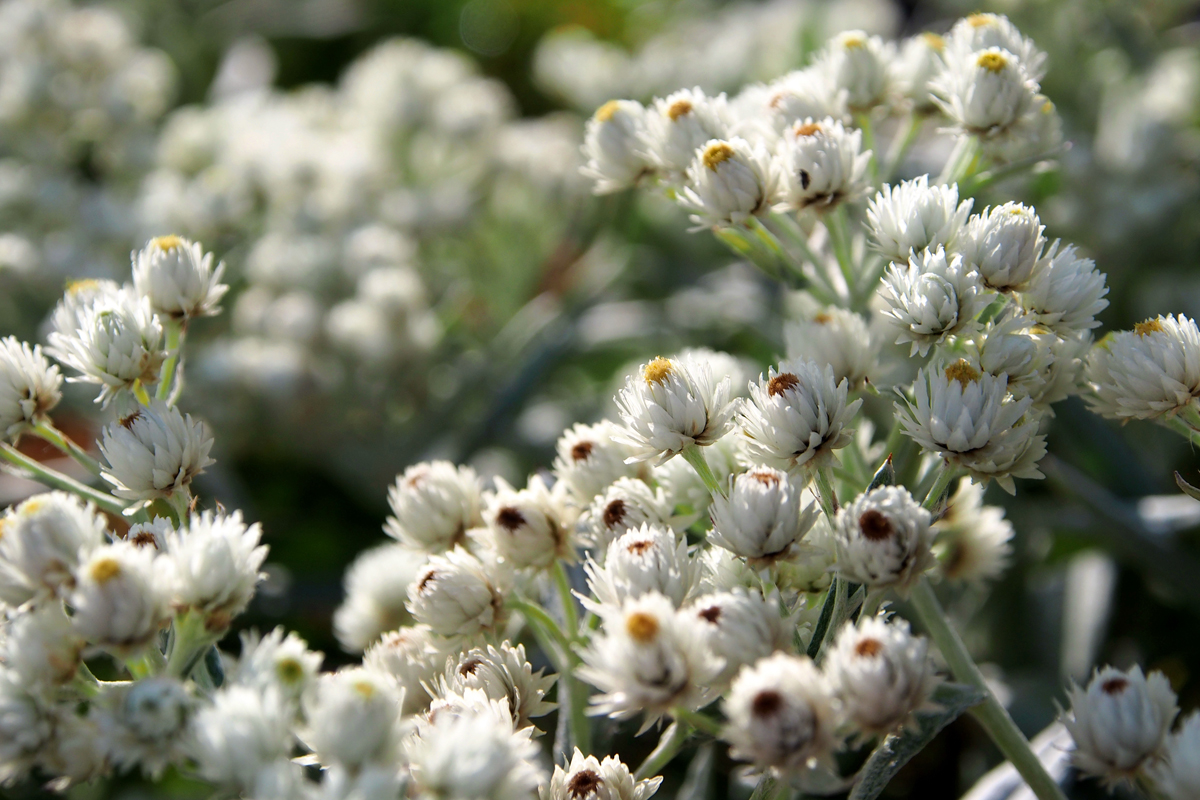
[643,357,674,386]
[625,611,659,643]
[66,279,100,295]
[353,679,376,698]
[945,359,982,387]
[277,658,304,684]
[793,122,822,137]
[151,235,185,251]
[921,32,945,51]
[89,557,121,584]
[666,99,693,121]
[702,142,735,170]
[1135,318,1165,337]
[977,52,1008,73]
[595,100,621,123]
[20,497,43,514]
[842,34,866,50]
[967,13,993,28]
[812,312,832,324]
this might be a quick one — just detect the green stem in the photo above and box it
[921,460,959,514]
[765,213,839,304]
[165,610,217,679]
[935,135,980,186]
[858,587,886,622]
[167,489,192,526]
[909,578,1067,800]
[671,707,722,738]
[959,143,1068,195]
[635,720,690,780]
[681,443,726,500]
[855,112,879,183]
[0,443,126,515]
[551,562,591,755]
[31,420,102,477]
[882,113,922,183]
[826,205,855,291]
[509,597,573,656]
[813,465,839,521]
[156,321,185,403]
[817,575,849,662]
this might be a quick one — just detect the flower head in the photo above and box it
[334,543,428,651]
[0,491,107,604]
[486,475,572,570]
[956,202,1045,291]
[303,667,404,769]
[585,523,697,609]
[163,510,267,627]
[933,47,1039,138]
[815,30,895,112]
[0,337,61,441]
[99,400,215,504]
[878,247,989,356]
[132,235,228,320]
[866,178,973,264]
[784,307,878,390]
[553,421,644,504]
[542,749,662,800]
[362,625,446,716]
[933,479,1013,582]
[1018,241,1109,335]
[641,88,731,179]
[1148,711,1200,800]
[407,547,504,638]
[679,138,778,227]
[189,685,293,791]
[70,541,171,653]
[432,642,556,733]
[583,100,650,194]
[690,590,797,686]
[384,461,481,554]
[775,117,870,212]
[834,486,934,592]
[578,476,674,551]
[1084,314,1200,420]
[708,466,818,562]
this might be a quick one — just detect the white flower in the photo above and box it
[578,476,674,551]
[70,541,171,652]
[834,486,934,592]
[334,543,428,651]
[933,479,1013,582]
[132,235,228,320]
[679,138,778,227]
[190,685,293,790]
[408,689,542,800]
[49,279,122,345]
[740,359,862,474]
[815,30,895,112]
[1149,711,1200,800]
[689,590,796,685]
[933,48,1039,139]
[775,117,870,211]
[432,642,556,732]
[304,667,404,769]
[585,523,697,609]
[984,92,1062,164]
[956,202,1045,291]
[0,491,107,604]
[0,337,61,441]
[0,667,51,784]
[99,399,215,504]
[1084,315,1200,420]
[363,625,446,716]
[784,307,877,391]
[1063,665,1178,785]
[641,88,731,179]
[722,652,838,772]
[486,474,572,570]
[897,33,946,110]
[878,247,989,356]
[234,626,324,706]
[579,591,722,731]
[896,362,1047,493]
[708,466,818,562]
[1017,242,1108,335]
[407,547,504,638]
[3,602,82,690]
[542,748,662,800]
[163,510,267,626]
[945,13,1047,81]
[866,178,973,264]
[47,286,166,406]
[101,677,193,779]
[552,421,643,504]
[615,354,736,464]
[823,616,939,737]
[383,461,481,554]
[582,100,651,194]
[751,69,847,138]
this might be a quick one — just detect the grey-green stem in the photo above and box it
[681,443,726,500]
[0,443,125,515]
[31,420,102,477]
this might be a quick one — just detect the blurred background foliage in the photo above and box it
[3,0,1200,797]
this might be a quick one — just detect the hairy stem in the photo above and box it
[635,720,690,780]
[921,459,958,514]
[0,443,125,515]
[909,579,1067,800]
[813,465,839,520]
[156,321,186,403]
[31,420,102,477]
[682,443,726,500]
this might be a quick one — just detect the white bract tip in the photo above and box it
[99,400,215,504]
[132,235,228,320]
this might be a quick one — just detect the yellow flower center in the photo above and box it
[666,99,693,121]
[977,52,1008,73]
[967,13,993,28]
[702,142,735,170]
[90,557,121,584]
[595,100,621,123]
[66,278,101,295]
[625,611,659,643]
[842,34,866,50]
[922,32,945,51]
[643,357,674,386]
[1135,318,1165,337]
[793,122,823,137]
[945,359,981,387]
[353,679,376,698]
[151,234,185,251]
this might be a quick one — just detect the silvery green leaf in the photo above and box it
[1174,471,1200,502]
[867,454,896,491]
[848,683,987,800]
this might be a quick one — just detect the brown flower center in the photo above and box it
[603,499,627,529]
[496,507,525,532]
[1101,677,1129,695]
[855,637,884,657]
[752,689,783,717]
[625,538,654,556]
[859,510,894,542]
[459,658,483,677]
[767,372,800,397]
[568,770,604,799]
[698,605,721,623]
[749,469,781,487]
[571,441,594,461]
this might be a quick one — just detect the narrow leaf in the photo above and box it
[847,683,987,800]
[806,580,839,660]
[1175,471,1200,502]
[867,455,895,492]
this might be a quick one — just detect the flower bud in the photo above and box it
[543,749,662,800]
[1149,710,1200,800]
[407,547,504,638]
[434,642,556,732]
[0,337,61,441]
[866,177,973,264]
[334,543,428,651]
[784,307,878,390]
[303,667,403,769]
[70,541,171,653]
[1019,241,1108,335]
[0,492,107,604]
[163,510,267,628]
[878,247,988,357]
[578,477,673,551]
[552,421,643,504]
[679,138,777,227]
[956,202,1044,291]
[585,523,697,609]
[775,117,869,211]
[708,467,818,562]
[384,461,481,554]
[689,589,796,685]
[486,475,572,570]
[132,235,228,320]
[816,30,894,112]
[833,486,934,593]
[99,400,215,504]
[641,88,731,179]
[582,100,650,194]
[101,677,192,779]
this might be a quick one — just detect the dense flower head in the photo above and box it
[784,307,877,390]
[233,626,324,706]
[708,466,818,562]
[774,117,870,212]
[70,540,171,653]
[834,486,934,592]
[431,642,556,732]
[1149,711,1200,800]
[1084,314,1200,420]
[878,247,989,357]
[932,479,1013,582]
[615,353,736,464]
[815,30,895,112]
[100,677,192,779]
[162,510,267,626]
[188,684,293,791]
[303,667,404,769]
[585,523,698,609]
[406,547,504,638]
[866,178,973,264]
[132,235,228,320]
[932,47,1040,138]
[334,543,427,651]
[897,33,947,110]
[553,421,644,504]
[99,400,215,504]
[689,589,797,685]
[0,491,107,604]
[486,474,573,570]
[679,137,778,227]
[641,88,732,179]
[956,201,1045,292]
[362,624,445,716]
[578,476,674,550]
[0,337,61,441]
[1063,665,1178,785]
[740,359,861,473]
[945,13,1047,81]
[384,461,481,554]
[1018,241,1109,335]
[583,99,651,194]
[542,749,662,800]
